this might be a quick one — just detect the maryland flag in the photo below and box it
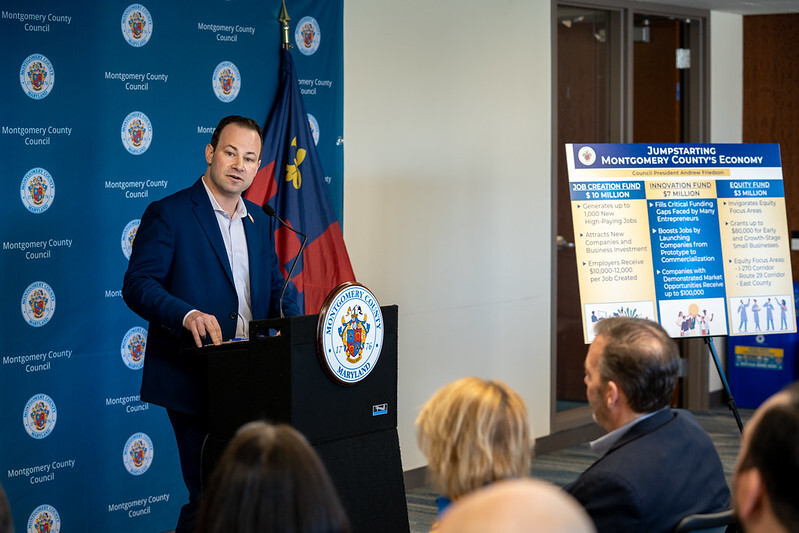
[245,48,355,314]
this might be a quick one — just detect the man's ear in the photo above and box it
[205,144,214,165]
[605,380,620,408]
[736,468,766,522]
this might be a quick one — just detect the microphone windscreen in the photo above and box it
[262,203,277,217]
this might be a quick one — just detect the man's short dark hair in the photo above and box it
[739,382,799,532]
[593,317,679,413]
[210,115,263,156]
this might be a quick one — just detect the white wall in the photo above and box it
[343,0,553,470]
[708,11,743,393]
[709,12,743,145]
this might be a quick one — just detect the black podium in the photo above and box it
[198,305,409,533]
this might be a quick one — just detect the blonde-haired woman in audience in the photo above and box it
[416,376,533,528]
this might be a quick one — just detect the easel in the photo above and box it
[704,336,744,434]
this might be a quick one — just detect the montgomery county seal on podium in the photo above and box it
[317,282,384,385]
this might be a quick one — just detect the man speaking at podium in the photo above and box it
[123,115,300,533]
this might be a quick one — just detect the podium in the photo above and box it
[198,305,409,533]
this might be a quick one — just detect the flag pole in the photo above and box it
[279,0,291,50]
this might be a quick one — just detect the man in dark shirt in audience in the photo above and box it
[734,382,799,533]
[564,317,730,533]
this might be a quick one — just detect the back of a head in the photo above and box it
[197,421,349,533]
[416,376,532,500]
[437,479,596,533]
[0,482,12,533]
[739,382,799,532]
[593,316,678,413]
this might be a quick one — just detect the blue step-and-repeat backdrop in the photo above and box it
[0,1,342,531]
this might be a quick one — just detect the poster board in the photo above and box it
[566,143,795,342]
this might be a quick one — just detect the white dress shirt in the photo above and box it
[198,180,252,338]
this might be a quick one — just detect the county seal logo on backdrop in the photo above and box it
[307,114,320,145]
[23,393,57,439]
[124,432,154,475]
[121,326,147,370]
[121,112,152,155]
[22,281,56,327]
[295,16,321,55]
[122,4,153,47]
[317,283,384,385]
[27,504,61,533]
[213,61,241,103]
[20,167,55,214]
[122,219,140,259]
[20,53,54,99]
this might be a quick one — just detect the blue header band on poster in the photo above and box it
[572,143,782,169]
[715,179,785,198]
[570,181,647,201]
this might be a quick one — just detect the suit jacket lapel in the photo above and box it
[190,178,235,286]
[242,210,262,317]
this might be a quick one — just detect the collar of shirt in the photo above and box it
[201,178,248,221]
[590,407,668,457]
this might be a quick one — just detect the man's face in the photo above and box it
[204,123,261,202]
[585,335,610,430]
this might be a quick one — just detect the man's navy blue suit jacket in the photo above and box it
[564,408,731,533]
[123,178,299,416]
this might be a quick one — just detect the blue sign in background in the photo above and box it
[0,1,343,531]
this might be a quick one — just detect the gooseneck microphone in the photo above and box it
[262,203,307,318]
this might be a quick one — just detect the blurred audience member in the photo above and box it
[197,421,349,533]
[564,317,729,532]
[416,376,532,519]
[438,479,595,533]
[0,482,12,533]
[734,382,799,533]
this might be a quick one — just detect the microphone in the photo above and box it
[262,203,307,318]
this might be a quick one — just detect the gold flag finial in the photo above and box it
[279,0,291,49]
